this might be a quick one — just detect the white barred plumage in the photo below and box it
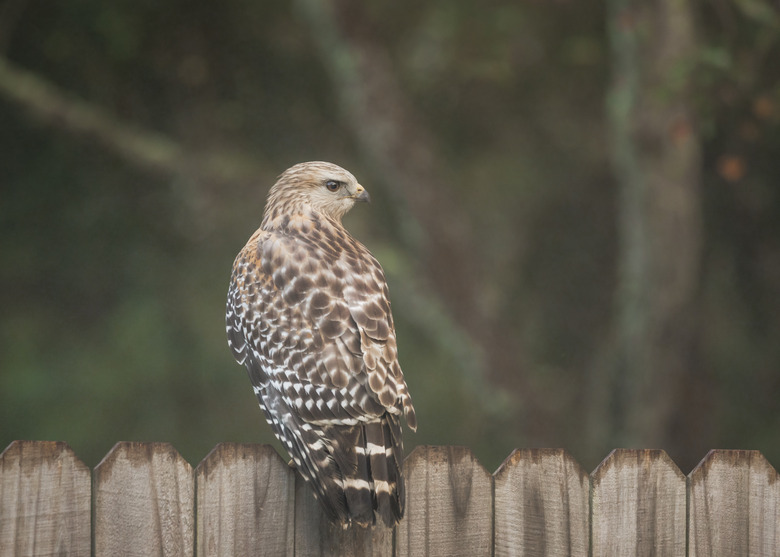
[226,161,416,527]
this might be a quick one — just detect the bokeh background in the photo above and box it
[2,0,779,475]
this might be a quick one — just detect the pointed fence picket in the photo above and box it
[1,441,778,556]
[591,449,687,556]
[0,441,90,556]
[94,442,194,556]
[494,448,589,556]
[196,443,295,556]
[689,450,780,556]
[397,446,493,557]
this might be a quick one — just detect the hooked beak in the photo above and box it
[353,184,371,203]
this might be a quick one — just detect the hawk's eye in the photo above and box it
[325,180,341,192]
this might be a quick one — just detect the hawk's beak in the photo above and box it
[353,184,371,203]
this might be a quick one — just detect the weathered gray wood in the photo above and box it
[591,449,686,556]
[293,471,392,557]
[196,443,295,557]
[689,450,780,557]
[0,441,91,556]
[494,448,589,557]
[8,440,780,555]
[396,445,492,557]
[94,442,194,557]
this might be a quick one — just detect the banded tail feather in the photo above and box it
[264,406,406,526]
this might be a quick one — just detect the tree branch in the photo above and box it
[0,56,262,187]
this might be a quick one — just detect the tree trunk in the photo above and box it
[594,0,703,455]
[294,0,531,426]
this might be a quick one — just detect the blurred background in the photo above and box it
[1,0,779,475]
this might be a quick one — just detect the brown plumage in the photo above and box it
[226,161,416,527]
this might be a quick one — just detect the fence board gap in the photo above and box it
[396,445,492,557]
[494,448,589,557]
[689,449,779,556]
[94,442,194,557]
[0,440,91,557]
[591,449,686,557]
[196,443,295,557]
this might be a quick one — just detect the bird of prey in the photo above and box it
[226,161,416,527]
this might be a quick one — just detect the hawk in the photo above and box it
[226,161,416,527]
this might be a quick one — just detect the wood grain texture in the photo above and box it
[494,448,589,557]
[0,441,91,557]
[196,443,295,557]
[94,442,194,557]
[293,472,392,557]
[6,440,780,554]
[396,445,492,557]
[689,450,780,557]
[591,449,686,557]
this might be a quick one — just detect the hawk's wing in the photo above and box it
[226,227,408,426]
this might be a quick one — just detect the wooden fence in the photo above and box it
[1,441,779,556]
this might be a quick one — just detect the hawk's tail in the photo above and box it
[278,413,406,527]
[364,414,405,527]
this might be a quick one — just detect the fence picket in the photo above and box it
[94,442,194,557]
[196,443,295,557]
[0,441,91,557]
[494,448,589,557]
[689,450,780,557]
[396,445,492,557]
[591,449,686,557]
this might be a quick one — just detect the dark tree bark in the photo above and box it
[592,0,703,456]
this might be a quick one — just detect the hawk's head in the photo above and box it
[265,161,370,224]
